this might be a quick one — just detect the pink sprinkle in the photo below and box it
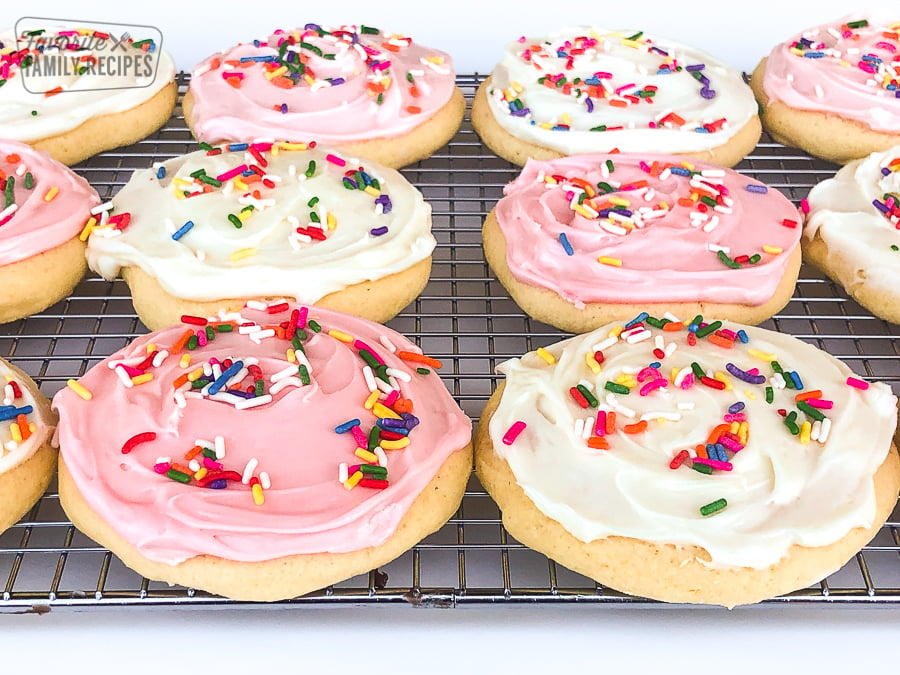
[639,378,668,396]
[353,340,385,364]
[596,71,613,79]
[222,71,244,79]
[202,456,223,470]
[718,436,744,453]
[502,421,527,445]
[153,462,171,474]
[692,457,733,471]
[876,41,897,53]
[251,142,273,152]
[747,368,760,376]
[800,199,810,214]
[723,413,746,423]
[371,60,392,71]
[297,306,308,329]
[216,164,248,182]
[197,329,208,347]
[595,410,607,437]
[351,425,368,448]
[614,82,636,95]
[846,377,869,390]
[805,398,834,409]
[117,364,144,378]
[383,390,400,407]
[325,153,346,167]
[718,329,738,340]
[637,366,662,382]
[679,373,695,390]
[858,62,877,74]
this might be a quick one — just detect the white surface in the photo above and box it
[2,0,890,72]
[3,1,900,668]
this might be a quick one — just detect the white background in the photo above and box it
[2,0,900,670]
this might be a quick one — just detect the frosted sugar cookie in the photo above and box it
[0,26,176,165]
[86,142,436,330]
[53,302,473,601]
[750,14,900,163]
[475,314,900,607]
[472,27,761,167]
[184,24,465,168]
[803,146,900,323]
[483,152,802,333]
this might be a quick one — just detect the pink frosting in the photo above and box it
[188,26,457,144]
[52,304,472,565]
[494,153,801,306]
[762,15,900,133]
[0,139,100,263]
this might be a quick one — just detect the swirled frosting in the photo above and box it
[761,14,900,133]
[483,27,758,155]
[0,27,175,143]
[488,316,898,569]
[804,146,900,296]
[0,359,53,474]
[52,303,472,564]
[494,153,801,306]
[187,25,457,144]
[0,139,100,263]
[86,142,435,303]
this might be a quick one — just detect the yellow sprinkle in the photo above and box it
[78,217,97,242]
[354,447,379,463]
[800,420,812,445]
[543,175,558,185]
[270,143,279,157]
[179,354,191,368]
[326,213,336,229]
[739,421,749,445]
[230,247,257,262]
[146,343,156,355]
[425,55,444,64]
[28,422,35,433]
[729,421,740,434]
[194,467,208,481]
[66,379,92,400]
[608,196,631,207]
[43,186,59,202]
[609,326,624,338]
[561,112,571,126]
[131,373,154,386]
[789,47,804,56]
[174,191,187,200]
[252,483,265,505]
[585,352,602,375]
[680,161,695,171]
[328,329,354,343]
[373,402,402,420]
[9,422,21,444]
[762,245,783,255]
[573,203,597,219]
[233,177,248,191]
[744,389,756,400]
[670,367,680,384]
[748,348,777,362]
[304,74,316,86]
[286,348,296,363]
[536,347,556,365]
[173,177,192,188]
[598,256,623,267]
[278,142,307,151]
[380,438,410,451]
[659,200,669,210]
[713,371,732,391]
[364,390,380,410]
[237,209,254,223]
[187,368,206,382]
[538,122,554,130]
[265,65,288,80]
[621,38,643,49]
[511,81,524,94]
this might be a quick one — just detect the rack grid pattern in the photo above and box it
[1,74,898,612]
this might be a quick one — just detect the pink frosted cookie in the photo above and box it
[0,139,101,323]
[750,14,900,163]
[483,152,802,332]
[183,24,465,168]
[53,302,473,601]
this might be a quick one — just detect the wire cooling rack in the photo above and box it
[1,74,898,612]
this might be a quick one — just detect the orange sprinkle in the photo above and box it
[16,414,30,441]
[45,86,64,97]
[706,423,731,445]
[381,42,400,52]
[172,373,189,389]
[794,389,823,402]
[609,99,629,108]
[225,76,242,88]
[6,153,20,164]
[605,411,617,434]
[695,444,708,460]
[393,397,414,414]
[708,334,734,349]
[406,105,422,114]
[210,57,221,69]
[587,436,609,450]
[409,85,420,98]
[271,76,294,89]
[170,329,194,355]
[662,322,684,332]
[170,462,193,476]
[677,197,695,208]
[184,445,203,461]
[396,350,442,369]
[623,420,648,434]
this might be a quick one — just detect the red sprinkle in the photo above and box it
[181,315,208,326]
[669,449,690,469]
[570,386,589,408]
[121,431,157,454]
[700,375,726,390]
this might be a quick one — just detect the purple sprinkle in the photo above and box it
[225,389,256,399]
[375,194,392,214]
[330,77,345,86]
[698,74,710,87]
[725,362,766,385]
[370,226,389,236]
[207,479,228,489]
[279,103,288,114]
[510,108,530,117]
[873,199,890,214]
[378,417,407,429]
[686,63,705,72]
[304,23,322,31]
[400,412,420,430]
[586,97,594,113]
[883,167,892,176]
[745,184,768,194]
[700,87,717,99]
[728,402,746,414]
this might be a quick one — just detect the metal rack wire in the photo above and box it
[1,74,898,612]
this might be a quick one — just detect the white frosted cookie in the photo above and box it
[86,142,436,330]
[803,146,900,323]
[472,27,761,167]
[475,314,900,607]
[0,26,176,165]
[0,358,56,535]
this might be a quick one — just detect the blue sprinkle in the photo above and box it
[789,371,803,390]
[172,220,194,241]
[156,166,166,179]
[227,142,249,152]
[694,126,711,133]
[649,362,662,369]
[803,51,825,58]
[335,419,361,434]
[728,402,746,414]
[624,312,649,329]
[0,405,32,422]
[669,167,692,176]
[208,360,244,396]
[737,329,749,344]
[558,232,574,256]
[714,443,729,462]
[240,55,276,63]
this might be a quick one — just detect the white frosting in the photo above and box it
[488,319,898,570]
[484,27,758,155]
[0,27,175,143]
[804,147,900,299]
[0,361,53,474]
[86,144,436,303]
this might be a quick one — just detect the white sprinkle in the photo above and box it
[385,367,411,383]
[379,336,397,353]
[114,365,134,388]
[260,472,271,490]
[811,419,822,442]
[90,201,114,215]
[239,324,262,334]
[663,312,681,323]
[574,418,584,436]
[189,459,201,472]
[363,365,377,391]
[674,369,693,388]
[625,329,652,344]
[214,436,226,459]
[819,418,832,444]
[605,393,636,419]
[245,300,267,311]
[338,463,349,484]
[702,216,720,233]
[708,243,730,253]
[152,350,169,368]
[234,394,273,410]
[815,84,824,99]
[270,377,303,394]
[581,416,595,439]
[107,356,146,369]
[375,447,388,468]
[241,458,259,484]
[174,390,187,409]
[271,364,299,383]
[664,342,678,358]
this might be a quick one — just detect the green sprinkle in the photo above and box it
[692,462,713,475]
[307,196,319,208]
[299,41,323,57]
[891,245,899,252]
[216,323,234,333]
[196,174,222,187]
[187,335,199,351]
[131,39,152,49]
[605,159,615,173]
[305,160,317,178]
[191,379,209,390]
[309,211,320,223]
[198,142,214,151]
[4,175,14,208]
[31,110,37,116]
[765,386,774,403]
[298,364,311,385]
[846,19,868,28]
[227,213,243,229]
[784,411,800,435]
[700,498,727,516]
[596,181,614,193]
[205,325,215,341]
[294,328,309,342]
[291,334,304,352]
[308,320,321,333]
[406,72,415,83]
[695,321,722,339]
[166,469,192,484]
[645,316,663,328]
[375,364,390,384]
[254,379,265,396]
[590,125,608,132]
[749,254,761,264]
[771,361,783,374]
[360,25,380,34]
[359,349,381,369]
[796,401,825,422]
[717,250,741,269]
[24,172,33,190]
[690,362,706,379]
[626,31,644,41]
[700,195,717,207]
[360,464,388,477]
[240,205,255,215]
[416,367,430,375]
[604,381,630,395]
[368,425,380,451]
[376,92,384,105]
[576,384,599,408]
[691,315,703,326]
[201,448,217,460]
